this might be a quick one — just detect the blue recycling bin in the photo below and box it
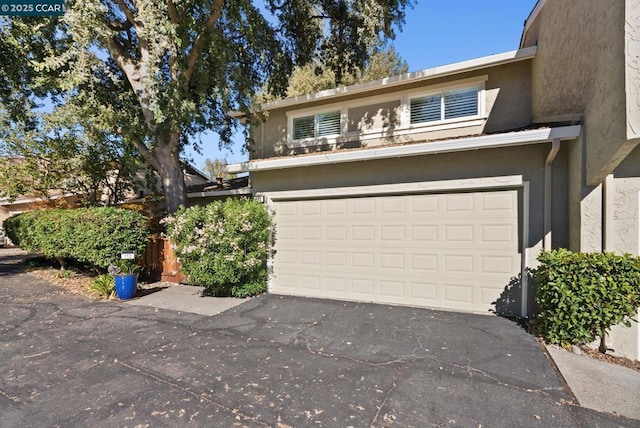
[114,274,138,300]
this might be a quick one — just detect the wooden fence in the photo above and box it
[141,235,185,283]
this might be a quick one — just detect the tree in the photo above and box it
[0,109,144,206]
[0,0,412,214]
[202,157,236,181]
[285,45,409,97]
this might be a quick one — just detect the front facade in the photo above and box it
[228,0,640,360]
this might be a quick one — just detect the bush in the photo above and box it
[163,198,272,297]
[535,249,640,348]
[4,207,148,271]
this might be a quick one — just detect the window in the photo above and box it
[410,86,479,125]
[292,110,341,140]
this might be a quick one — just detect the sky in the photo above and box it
[186,0,539,171]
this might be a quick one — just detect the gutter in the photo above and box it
[225,125,582,174]
[187,187,252,199]
[543,138,561,250]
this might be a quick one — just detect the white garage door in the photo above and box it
[271,190,521,313]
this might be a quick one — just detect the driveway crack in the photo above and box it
[369,372,399,427]
[448,361,566,397]
[116,360,271,427]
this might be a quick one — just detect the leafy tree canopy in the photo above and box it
[284,45,409,98]
[0,0,413,213]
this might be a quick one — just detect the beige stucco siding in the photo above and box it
[253,143,569,254]
[523,0,640,185]
[254,143,571,315]
[608,144,640,255]
[251,61,533,160]
[347,100,401,133]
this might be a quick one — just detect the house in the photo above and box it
[0,162,212,225]
[0,191,78,225]
[227,0,639,359]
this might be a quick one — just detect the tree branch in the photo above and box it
[183,0,224,84]
[167,0,179,23]
[113,0,137,27]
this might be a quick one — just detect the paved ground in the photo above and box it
[0,249,638,427]
[546,345,640,421]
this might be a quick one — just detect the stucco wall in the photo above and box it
[523,0,639,185]
[254,143,568,254]
[609,143,640,254]
[251,61,532,160]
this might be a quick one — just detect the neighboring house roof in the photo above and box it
[183,163,210,182]
[187,176,251,199]
[0,191,77,207]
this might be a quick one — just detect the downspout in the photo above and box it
[523,138,559,318]
[602,174,614,252]
[544,139,561,250]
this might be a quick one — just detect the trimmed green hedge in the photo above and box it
[535,249,640,347]
[163,198,272,297]
[4,208,148,270]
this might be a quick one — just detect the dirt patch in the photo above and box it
[578,345,640,373]
[27,268,94,297]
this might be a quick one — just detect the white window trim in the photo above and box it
[286,75,488,149]
[403,80,486,128]
[288,108,346,147]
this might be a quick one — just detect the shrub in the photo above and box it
[163,198,272,297]
[535,249,640,349]
[4,207,148,271]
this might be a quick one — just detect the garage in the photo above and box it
[270,189,522,314]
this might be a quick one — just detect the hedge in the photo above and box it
[4,207,148,270]
[535,249,640,349]
[163,198,272,297]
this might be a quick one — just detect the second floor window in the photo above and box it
[410,86,479,125]
[293,110,341,140]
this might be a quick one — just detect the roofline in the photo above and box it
[182,162,210,181]
[225,125,581,174]
[520,0,546,48]
[232,46,537,117]
[0,192,76,206]
[187,187,252,199]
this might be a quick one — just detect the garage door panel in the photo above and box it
[272,190,521,313]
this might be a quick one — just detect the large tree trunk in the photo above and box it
[153,142,186,214]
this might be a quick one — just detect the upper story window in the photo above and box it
[292,110,341,140]
[410,86,479,125]
[285,77,486,147]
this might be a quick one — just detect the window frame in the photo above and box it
[289,109,344,143]
[286,76,487,148]
[408,83,482,127]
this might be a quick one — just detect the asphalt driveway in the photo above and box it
[0,249,635,427]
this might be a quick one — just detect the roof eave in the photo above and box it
[187,187,252,199]
[254,47,537,113]
[225,125,581,174]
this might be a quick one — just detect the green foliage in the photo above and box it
[1,1,412,213]
[90,274,115,300]
[55,269,74,279]
[0,112,145,206]
[4,207,148,271]
[279,46,409,98]
[163,198,272,297]
[112,259,139,275]
[535,249,640,347]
